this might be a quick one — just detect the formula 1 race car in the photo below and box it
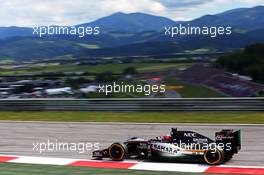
[93,128,241,165]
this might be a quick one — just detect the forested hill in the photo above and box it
[216,43,264,83]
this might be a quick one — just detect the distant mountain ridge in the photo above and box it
[190,6,264,31]
[1,6,263,38]
[0,6,264,60]
[0,26,32,39]
[0,12,176,39]
[81,12,177,33]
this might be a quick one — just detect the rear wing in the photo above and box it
[215,129,241,154]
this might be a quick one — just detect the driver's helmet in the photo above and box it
[163,134,172,141]
[170,128,178,138]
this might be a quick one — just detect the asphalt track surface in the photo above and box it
[0,122,263,166]
[0,98,264,111]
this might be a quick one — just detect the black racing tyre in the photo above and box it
[109,143,126,161]
[204,148,224,165]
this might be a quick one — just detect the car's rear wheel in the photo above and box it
[204,148,224,165]
[109,143,126,161]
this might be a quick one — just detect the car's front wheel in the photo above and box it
[109,143,127,161]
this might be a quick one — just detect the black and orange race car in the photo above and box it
[93,128,241,165]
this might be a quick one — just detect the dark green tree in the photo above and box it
[123,67,136,75]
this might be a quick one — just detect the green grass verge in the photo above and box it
[0,163,228,175]
[0,112,263,123]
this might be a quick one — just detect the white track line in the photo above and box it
[129,162,208,172]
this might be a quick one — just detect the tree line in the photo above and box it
[216,43,264,83]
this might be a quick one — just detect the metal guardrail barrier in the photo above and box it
[0,98,264,111]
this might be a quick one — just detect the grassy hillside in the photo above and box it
[0,32,263,61]
[0,63,193,75]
